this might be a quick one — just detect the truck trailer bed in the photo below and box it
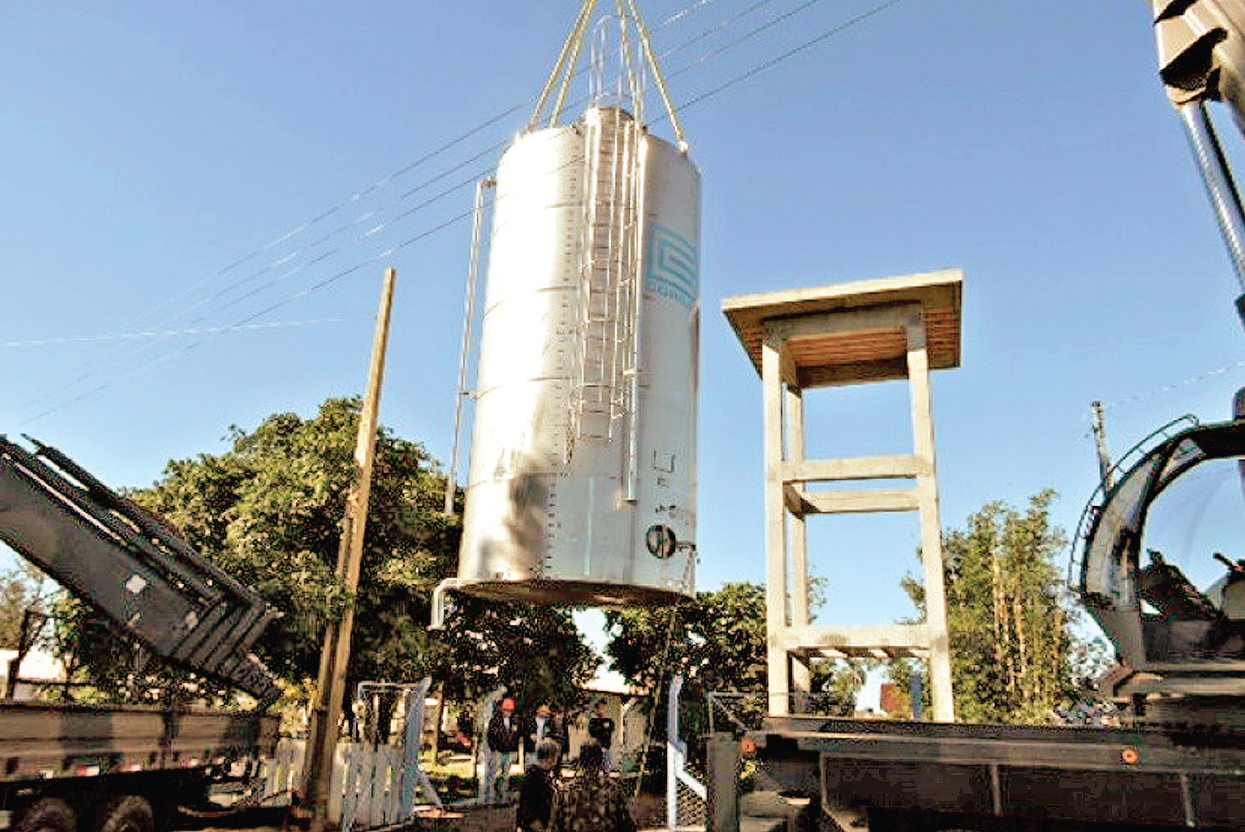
[751,715,1245,829]
[0,700,278,783]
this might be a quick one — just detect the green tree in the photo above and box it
[131,397,455,691]
[606,583,767,700]
[606,581,864,751]
[889,490,1107,723]
[0,561,50,650]
[435,591,601,714]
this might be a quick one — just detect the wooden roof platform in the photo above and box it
[721,269,963,388]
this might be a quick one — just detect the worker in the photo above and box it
[517,738,561,832]
[548,738,636,832]
[526,702,559,755]
[587,700,616,771]
[483,697,520,803]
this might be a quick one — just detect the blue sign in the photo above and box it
[646,223,698,308]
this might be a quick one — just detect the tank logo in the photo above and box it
[646,223,698,308]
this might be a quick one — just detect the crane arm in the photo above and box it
[0,435,278,704]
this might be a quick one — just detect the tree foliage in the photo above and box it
[889,490,1108,723]
[439,595,600,713]
[606,583,766,697]
[0,562,50,650]
[605,581,865,748]
[129,398,454,691]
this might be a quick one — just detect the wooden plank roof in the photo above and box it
[721,269,963,388]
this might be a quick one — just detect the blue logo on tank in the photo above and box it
[646,223,698,308]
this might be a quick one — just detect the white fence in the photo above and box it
[263,738,441,827]
[261,680,439,830]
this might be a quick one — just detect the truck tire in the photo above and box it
[15,799,76,832]
[94,797,153,832]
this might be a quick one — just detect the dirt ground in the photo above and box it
[407,793,665,832]
[173,792,666,832]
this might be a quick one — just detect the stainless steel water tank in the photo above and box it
[457,107,699,605]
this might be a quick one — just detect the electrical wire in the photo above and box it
[659,0,721,27]
[123,0,791,331]
[0,319,353,349]
[659,0,785,59]
[39,0,772,365]
[668,0,821,78]
[24,163,538,422]
[16,0,915,424]
[14,135,510,417]
[11,0,776,414]
[56,0,725,350]
[1094,358,1245,414]
[109,104,525,339]
[18,0,894,422]
[13,136,513,417]
[674,0,910,114]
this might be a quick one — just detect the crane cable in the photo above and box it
[626,0,689,150]
[529,0,689,149]
[532,0,597,130]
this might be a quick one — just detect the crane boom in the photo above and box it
[1153,0,1245,297]
[0,435,278,703]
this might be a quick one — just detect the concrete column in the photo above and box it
[707,733,740,832]
[906,314,954,722]
[762,331,790,715]
[786,383,812,708]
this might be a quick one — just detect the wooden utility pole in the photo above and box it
[303,268,397,832]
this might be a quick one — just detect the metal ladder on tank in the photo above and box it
[527,1,688,470]
[567,108,644,453]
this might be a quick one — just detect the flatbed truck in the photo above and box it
[732,713,1245,831]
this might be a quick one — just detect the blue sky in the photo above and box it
[4,1,1245,691]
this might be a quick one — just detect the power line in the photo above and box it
[1,318,353,349]
[668,0,832,80]
[121,0,800,333]
[72,0,728,346]
[660,0,722,27]
[12,2,773,421]
[1096,359,1245,414]
[659,0,786,59]
[51,0,781,358]
[18,0,916,424]
[113,104,526,341]
[676,0,911,114]
[21,0,904,420]
[23,139,582,422]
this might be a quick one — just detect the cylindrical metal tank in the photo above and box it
[457,107,699,605]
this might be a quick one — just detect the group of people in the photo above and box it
[518,737,633,832]
[481,698,568,801]
[483,697,629,831]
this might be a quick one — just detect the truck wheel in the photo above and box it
[15,799,76,832]
[95,797,152,832]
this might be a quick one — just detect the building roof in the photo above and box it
[586,668,645,697]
